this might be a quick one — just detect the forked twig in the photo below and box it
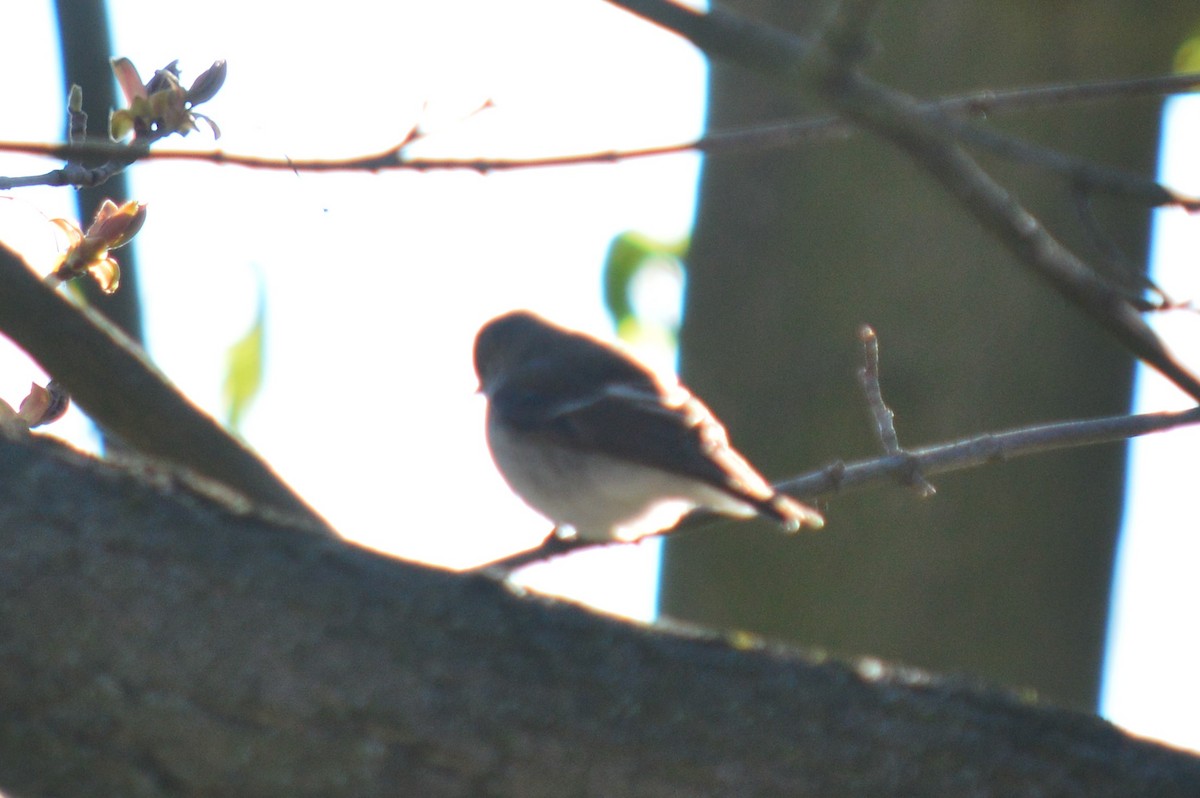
[856,325,936,496]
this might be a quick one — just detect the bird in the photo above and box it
[473,310,824,542]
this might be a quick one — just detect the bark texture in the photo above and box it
[0,430,1198,797]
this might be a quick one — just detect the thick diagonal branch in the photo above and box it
[0,243,329,531]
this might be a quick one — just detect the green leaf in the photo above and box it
[223,286,266,433]
[1176,29,1200,74]
[602,230,689,339]
[109,109,134,141]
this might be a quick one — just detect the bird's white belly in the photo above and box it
[486,411,750,541]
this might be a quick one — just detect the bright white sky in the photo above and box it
[111,0,706,618]
[0,0,1196,754]
[1100,94,1200,752]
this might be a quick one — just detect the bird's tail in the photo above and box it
[761,492,824,533]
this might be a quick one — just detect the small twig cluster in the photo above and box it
[0,57,225,433]
[0,57,224,191]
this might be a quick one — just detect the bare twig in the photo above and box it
[52,83,148,189]
[475,532,593,577]
[856,325,936,496]
[944,116,1200,211]
[0,157,147,190]
[857,326,900,453]
[474,403,1200,574]
[0,73,1196,189]
[785,405,1200,498]
[820,0,888,64]
[937,72,1200,113]
[1069,187,1178,310]
[65,87,87,145]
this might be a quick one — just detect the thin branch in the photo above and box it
[785,404,1200,498]
[0,73,1196,189]
[945,116,1200,211]
[856,325,936,496]
[475,532,587,576]
[937,71,1200,113]
[0,157,144,190]
[857,326,902,454]
[475,403,1200,573]
[1070,187,1180,310]
[65,88,87,145]
[821,0,888,64]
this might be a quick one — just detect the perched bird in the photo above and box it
[473,310,824,542]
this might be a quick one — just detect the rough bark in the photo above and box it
[0,429,1198,797]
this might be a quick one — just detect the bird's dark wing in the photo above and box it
[495,380,773,505]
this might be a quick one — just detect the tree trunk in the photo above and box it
[659,0,1193,710]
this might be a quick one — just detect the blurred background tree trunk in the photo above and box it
[659,1,1196,710]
